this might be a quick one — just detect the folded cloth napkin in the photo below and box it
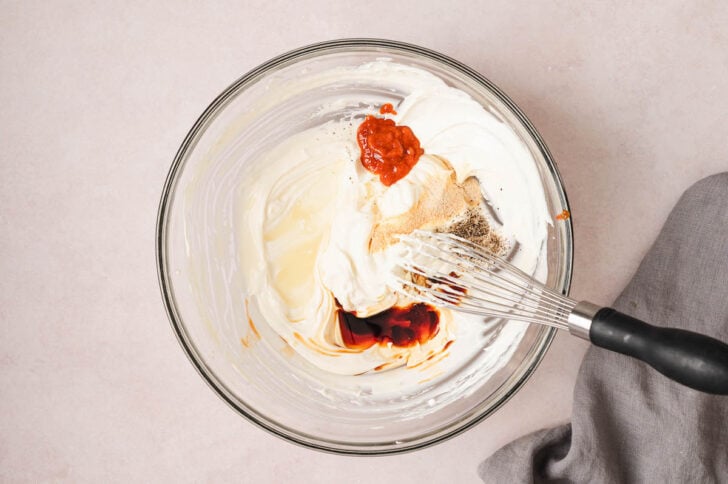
[479,173,728,483]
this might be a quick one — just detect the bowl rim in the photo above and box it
[156,38,574,455]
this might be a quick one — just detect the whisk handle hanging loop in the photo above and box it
[589,307,728,395]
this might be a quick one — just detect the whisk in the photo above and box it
[394,230,728,395]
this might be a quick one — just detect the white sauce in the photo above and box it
[238,61,550,377]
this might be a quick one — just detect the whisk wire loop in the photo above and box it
[394,231,576,330]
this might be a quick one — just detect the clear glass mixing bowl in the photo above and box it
[156,39,573,455]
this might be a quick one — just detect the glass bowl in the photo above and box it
[156,39,573,455]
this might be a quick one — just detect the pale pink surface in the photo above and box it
[2,1,727,482]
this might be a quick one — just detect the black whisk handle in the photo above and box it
[590,308,728,395]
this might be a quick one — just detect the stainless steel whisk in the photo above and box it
[394,230,728,395]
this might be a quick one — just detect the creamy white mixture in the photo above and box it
[239,61,550,376]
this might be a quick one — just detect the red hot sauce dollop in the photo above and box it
[356,108,424,186]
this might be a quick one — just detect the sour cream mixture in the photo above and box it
[239,62,550,376]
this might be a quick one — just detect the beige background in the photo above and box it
[2,1,727,482]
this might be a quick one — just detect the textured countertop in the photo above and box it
[2,1,727,482]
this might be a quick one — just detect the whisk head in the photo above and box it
[393,230,575,330]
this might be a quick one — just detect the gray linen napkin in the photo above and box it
[479,173,728,483]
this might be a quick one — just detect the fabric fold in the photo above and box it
[479,173,728,483]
